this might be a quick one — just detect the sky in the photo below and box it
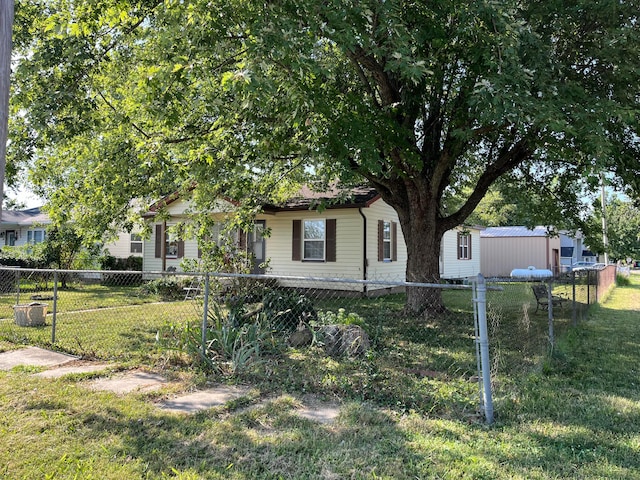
[6,184,43,209]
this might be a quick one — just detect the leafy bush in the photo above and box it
[0,245,47,268]
[139,276,193,301]
[100,254,143,271]
[616,274,631,286]
[261,289,316,332]
[316,308,365,327]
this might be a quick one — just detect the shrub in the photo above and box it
[261,289,316,332]
[139,276,193,301]
[316,308,365,327]
[100,254,143,271]
[616,274,631,286]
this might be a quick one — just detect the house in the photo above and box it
[559,231,598,272]
[102,231,145,260]
[0,207,51,248]
[141,187,481,290]
[0,207,143,262]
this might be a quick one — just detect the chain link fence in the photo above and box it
[0,265,618,419]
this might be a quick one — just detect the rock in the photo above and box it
[288,326,313,347]
[319,324,370,357]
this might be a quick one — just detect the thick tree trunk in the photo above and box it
[394,193,447,315]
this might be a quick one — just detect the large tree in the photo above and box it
[586,196,640,263]
[9,0,640,312]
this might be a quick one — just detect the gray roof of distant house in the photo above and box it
[480,226,551,238]
[1,207,50,226]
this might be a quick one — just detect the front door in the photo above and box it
[5,230,16,246]
[249,220,266,274]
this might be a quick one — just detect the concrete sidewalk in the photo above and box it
[0,346,79,370]
[0,346,341,423]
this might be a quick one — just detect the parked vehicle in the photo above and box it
[570,262,606,272]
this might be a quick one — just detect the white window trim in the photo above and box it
[302,219,326,261]
[165,231,179,259]
[382,221,392,262]
[458,233,471,260]
[130,233,143,254]
[27,229,46,244]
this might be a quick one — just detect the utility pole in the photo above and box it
[0,0,14,222]
[600,174,609,265]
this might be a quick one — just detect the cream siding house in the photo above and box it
[141,187,481,290]
[440,227,482,280]
[103,231,145,259]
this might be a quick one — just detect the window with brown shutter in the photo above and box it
[155,224,162,258]
[293,219,336,262]
[292,220,301,261]
[326,219,336,262]
[378,220,397,261]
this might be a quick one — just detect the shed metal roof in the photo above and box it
[480,226,551,238]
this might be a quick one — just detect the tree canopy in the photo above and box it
[586,195,640,263]
[9,0,640,310]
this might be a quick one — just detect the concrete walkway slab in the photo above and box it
[89,371,168,395]
[297,402,341,424]
[0,347,79,371]
[35,362,112,379]
[159,385,251,413]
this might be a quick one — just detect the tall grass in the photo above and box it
[1,276,639,478]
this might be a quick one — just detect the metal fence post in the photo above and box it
[51,270,58,344]
[15,269,20,305]
[475,274,494,425]
[547,279,555,347]
[572,271,577,326]
[202,273,210,359]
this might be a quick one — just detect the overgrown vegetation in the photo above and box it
[1,275,639,478]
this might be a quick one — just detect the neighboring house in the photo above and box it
[480,226,562,278]
[141,187,481,290]
[0,206,143,261]
[559,231,598,271]
[440,226,482,281]
[0,207,51,248]
[102,231,145,259]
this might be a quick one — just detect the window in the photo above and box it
[378,220,397,261]
[292,219,336,262]
[457,232,472,260]
[27,229,46,244]
[303,219,326,261]
[154,224,184,259]
[130,234,143,254]
[166,231,179,258]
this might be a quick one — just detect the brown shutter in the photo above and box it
[326,219,336,262]
[239,229,247,251]
[177,240,185,258]
[392,222,398,261]
[155,224,162,258]
[377,220,384,261]
[468,232,472,259]
[457,233,461,260]
[292,220,301,261]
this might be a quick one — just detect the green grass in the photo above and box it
[1,276,639,478]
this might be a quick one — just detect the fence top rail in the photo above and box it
[0,266,494,291]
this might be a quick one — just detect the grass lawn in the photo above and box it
[0,276,639,478]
